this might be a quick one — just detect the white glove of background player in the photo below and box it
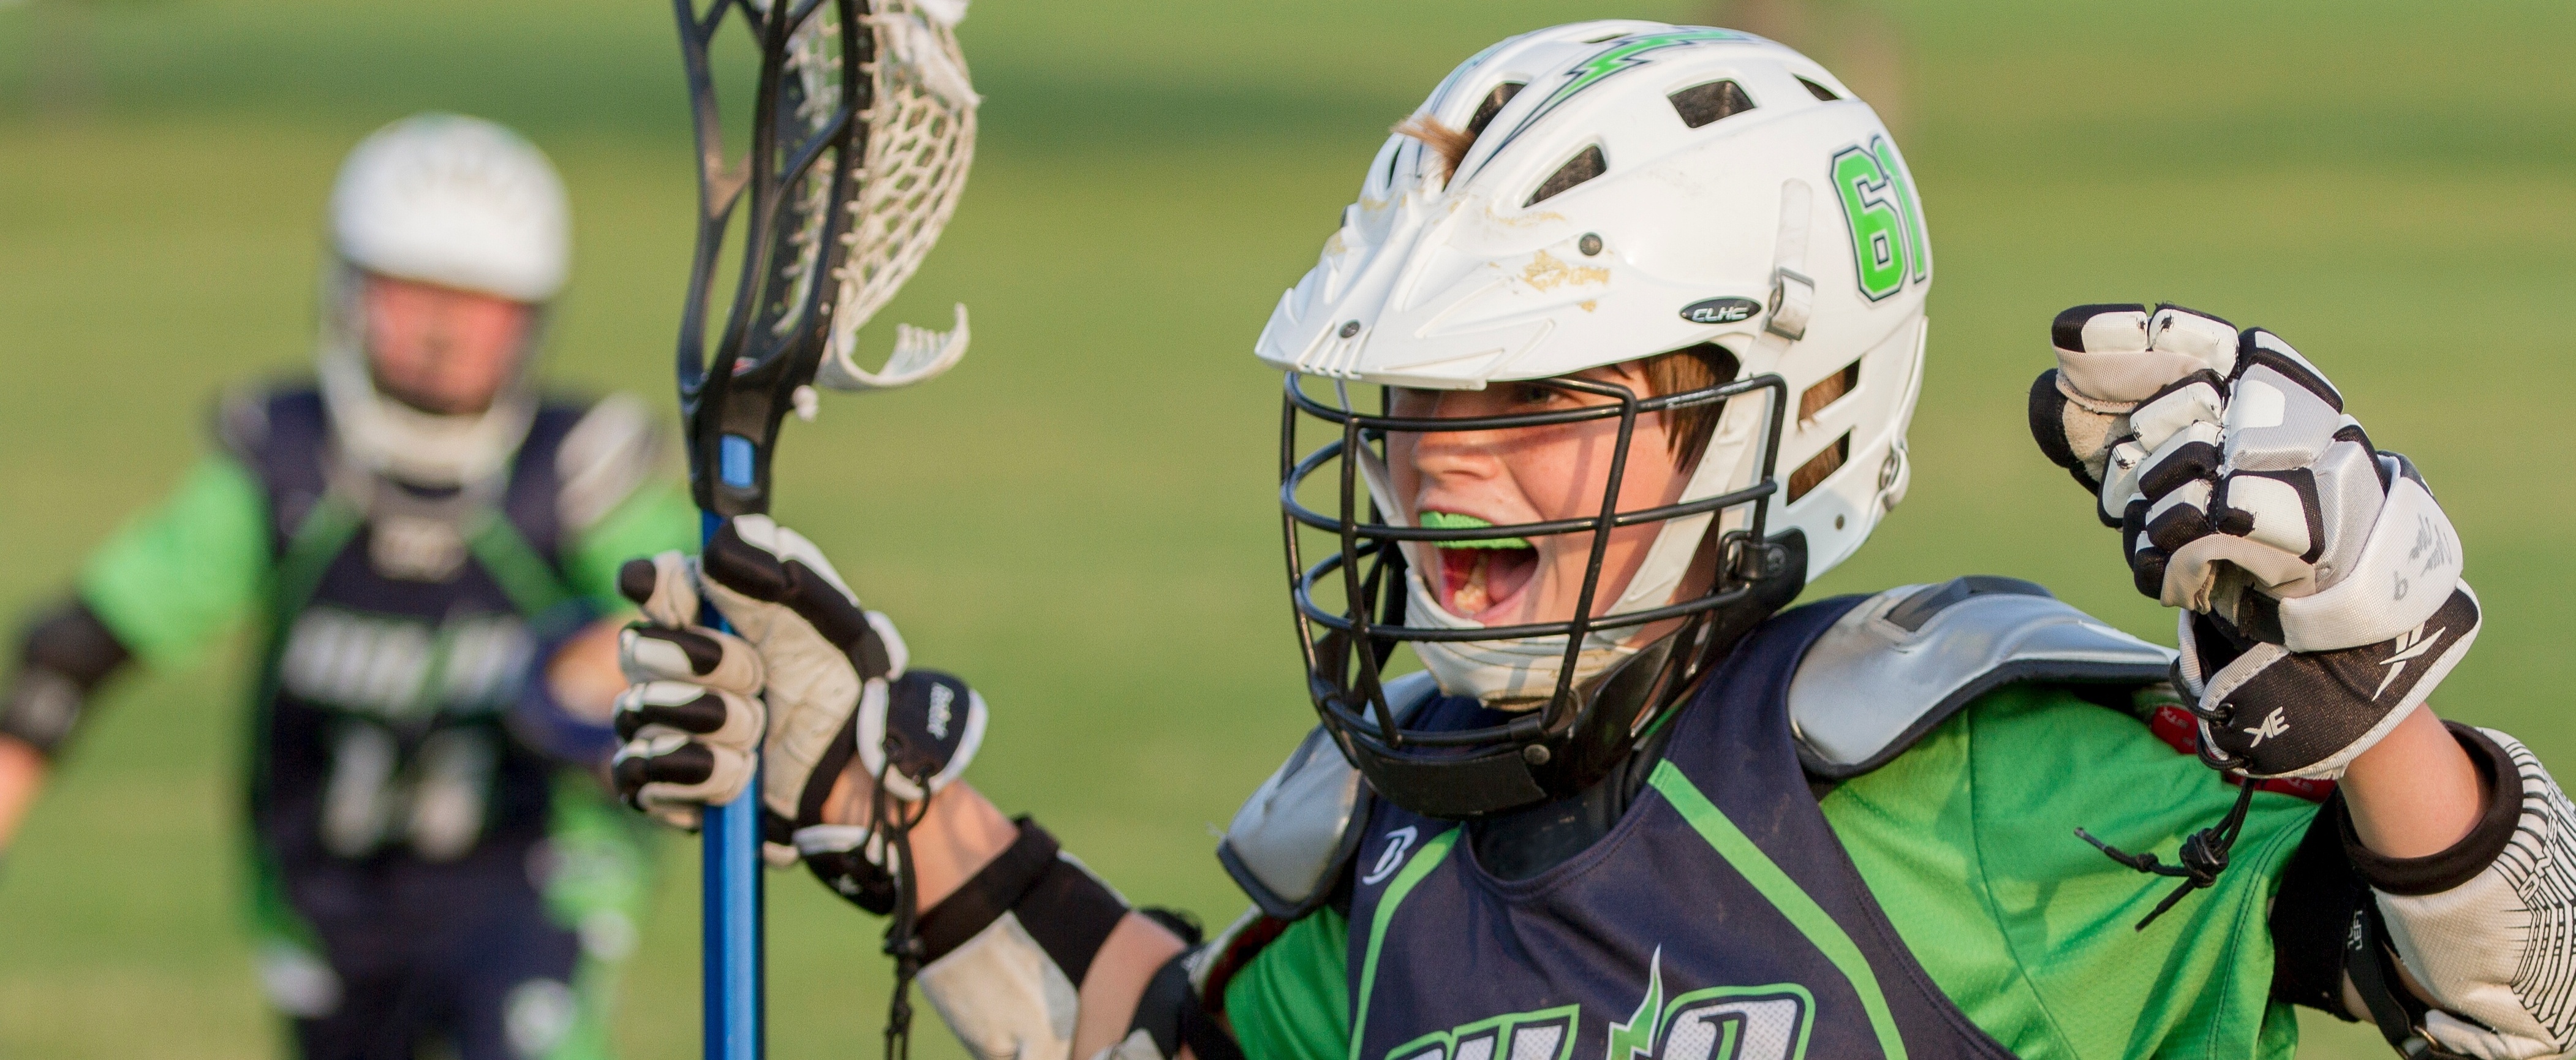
[2030,303,2477,779]
[611,515,985,877]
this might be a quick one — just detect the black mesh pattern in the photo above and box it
[1527,145,1608,206]
[1669,80,1754,129]
[1468,82,1525,137]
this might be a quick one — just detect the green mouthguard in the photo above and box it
[1419,511,1533,550]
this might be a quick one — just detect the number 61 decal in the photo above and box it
[1831,135,1928,302]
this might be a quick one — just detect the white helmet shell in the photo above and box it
[317,114,568,488]
[1261,24,1930,705]
[1258,22,1929,589]
[330,113,570,303]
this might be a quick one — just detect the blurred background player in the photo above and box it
[0,113,698,1059]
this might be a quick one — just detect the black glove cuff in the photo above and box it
[915,817,1128,983]
[0,601,131,757]
[2335,722,2521,896]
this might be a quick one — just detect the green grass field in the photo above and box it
[0,0,2569,1056]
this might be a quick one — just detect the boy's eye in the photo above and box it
[1511,382,1559,406]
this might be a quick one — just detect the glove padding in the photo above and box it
[609,516,986,885]
[2031,303,2477,779]
[610,624,764,829]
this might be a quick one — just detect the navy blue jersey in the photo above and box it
[1344,599,2016,1060]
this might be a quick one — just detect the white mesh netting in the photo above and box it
[784,0,977,391]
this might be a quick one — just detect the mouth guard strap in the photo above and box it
[1421,512,1534,549]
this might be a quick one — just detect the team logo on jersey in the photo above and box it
[1829,135,1930,302]
[1609,949,1815,1060]
[1388,1005,1578,1060]
[1384,951,1818,1060]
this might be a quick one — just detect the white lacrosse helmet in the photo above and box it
[317,113,572,486]
[1264,23,1932,818]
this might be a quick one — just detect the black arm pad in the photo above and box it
[1131,947,1248,1060]
[2267,796,2367,1016]
[0,600,132,756]
[915,817,1129,985]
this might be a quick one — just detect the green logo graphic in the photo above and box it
[1381,953,1816,1060]
[1830,135,1930,301]
[1386,1005,1579,1060]
[1609,950,1816,1060]
[1473,28,1752,175]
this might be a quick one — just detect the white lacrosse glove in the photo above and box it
[609,594,765,830]
[2030,304,2477,779]
[610,517,987,905]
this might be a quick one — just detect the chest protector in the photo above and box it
[224,385,616,868]
[1343,598,2017,1060]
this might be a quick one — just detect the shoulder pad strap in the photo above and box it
[1217,671,1436,918]
[553,392,666,534]
[1791,576,2175,779]
[214,383,331,547]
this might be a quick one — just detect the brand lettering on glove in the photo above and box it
[2242,707,2291,747]
[925,683,954,741]
[2411,513,2450,576]
[2373,623,2449,700]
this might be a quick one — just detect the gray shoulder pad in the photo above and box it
[556,392,667,533]
[1791,576,2175,779]
[1217,671,1436,918]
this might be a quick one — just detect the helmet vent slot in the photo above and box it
[1797,76,1840,102]
[1786,431,1852,503]
[1467,82,1526,138]
[1668,80,1755,129]
[1798,360,1861,423]
[1527,145,1607,206]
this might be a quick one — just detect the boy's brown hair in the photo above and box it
[1644,343,1739,470]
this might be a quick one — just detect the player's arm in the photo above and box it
[2032,304,2576,1059]
[608,516,1228,1060]
[513,396,704,768]
[0,452,272,850]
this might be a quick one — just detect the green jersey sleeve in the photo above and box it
[561,480,700,610]
[76,454,274,668]
[1225,906,1353,1060]
[1821,684,2318,1060]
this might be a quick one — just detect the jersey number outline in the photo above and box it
[1831,136,1929,302]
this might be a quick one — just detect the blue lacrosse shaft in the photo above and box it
[701,504,764,1059]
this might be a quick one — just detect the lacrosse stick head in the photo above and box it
[673,0,979,514]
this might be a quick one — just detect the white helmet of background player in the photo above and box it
[317,113,572,486]
[1262,23,1930,817]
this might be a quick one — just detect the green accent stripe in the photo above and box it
[1349,827,1460,1060]
[1649,761,1909,1060]
[467,511,576,618]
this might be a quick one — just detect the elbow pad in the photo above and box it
[912,818,1131,1060]
[2357,726,2576,1059]
[0,601,131,757]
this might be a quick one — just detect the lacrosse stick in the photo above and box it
[668,0,976,1055]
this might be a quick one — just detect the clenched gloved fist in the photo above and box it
[2030,304,2477,779]
[610,515,988,910]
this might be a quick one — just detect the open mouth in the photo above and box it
[1422,512,1538,618]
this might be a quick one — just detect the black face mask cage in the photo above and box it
[1278,368,1805,818]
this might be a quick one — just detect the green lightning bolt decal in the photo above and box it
[1469,28,1751,179]
[1606,947,1666,1060]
